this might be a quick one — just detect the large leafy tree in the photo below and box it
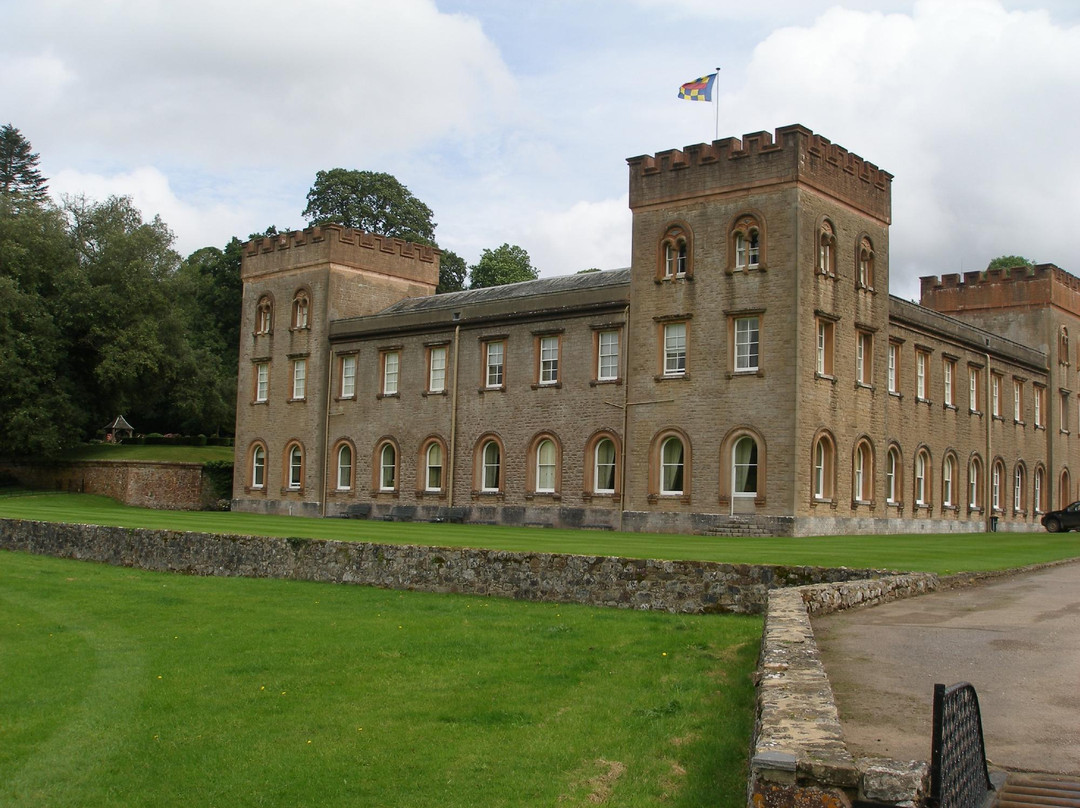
[303,169,436,245]
[0,124,48,213]
[986,255,1035,271]
[438,249,467,294]
[468,243,539,289]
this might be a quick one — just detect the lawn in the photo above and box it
[54,443,235,464]
[0,550,761,808]
[3,492,1080,574]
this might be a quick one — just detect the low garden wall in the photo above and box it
[0,461,223,511]
[0,518,898,615]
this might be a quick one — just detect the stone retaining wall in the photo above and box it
[750,575,940,808]
[0,518,895,615]
[0,461,217,511]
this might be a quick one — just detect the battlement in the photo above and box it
[919,263,1080,314]
[241,223,439,288]
[627,124,892,222]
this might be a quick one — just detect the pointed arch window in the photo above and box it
[943,454,956,507]
[292,290,310,330]
[818,220,836,276]
[256,296,273,334]
[968,456,983,510]
[857,236,875,289]
[730,214,764,272]
[853,440,873,503]
[813,434,835,501]
[886,445,902,505]
[659,225,691,280]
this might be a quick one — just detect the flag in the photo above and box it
[678,73,717,102]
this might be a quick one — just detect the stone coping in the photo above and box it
[750,575,939,807]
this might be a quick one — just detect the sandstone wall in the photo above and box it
[0,461,215,510]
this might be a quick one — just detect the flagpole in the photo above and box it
[714,67,721,142]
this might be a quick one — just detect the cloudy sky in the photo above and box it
[3,0,1079,299]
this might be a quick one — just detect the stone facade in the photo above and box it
[232,124,1072,535]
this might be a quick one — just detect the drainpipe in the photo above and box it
[619,304,630,532]
[320,346,334,517]
[985,345,992,532]
[448,323,461,505]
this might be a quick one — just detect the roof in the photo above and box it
[104,415,134,431]
[378,268,631,315]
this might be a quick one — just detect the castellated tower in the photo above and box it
[233,225,439,514]
[622,125,892,529]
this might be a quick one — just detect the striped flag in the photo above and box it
[678,73,717,102]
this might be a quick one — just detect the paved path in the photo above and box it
[813,562,1080,776]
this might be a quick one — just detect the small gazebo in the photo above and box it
[103,415,134,443]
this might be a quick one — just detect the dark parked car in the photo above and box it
[1041,501,1080,532]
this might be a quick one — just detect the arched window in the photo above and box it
[336,443,353,491]
[659,224,691,279]
[425,441,444,492]
[1034,466,1045,512]
[731,214,764,271]
[992,459,1005,511]
[914,448,931,506]
[482,440,501,492]
[818,220,836,276]
[857,236,875,289]
[535,438,558,493]
[594,438,617,494]
[733,436,758,498]
[813,433,835,501]
[943,454,956,507]
[968,456,983,509]
[251,444,266,489]
[256,296,273,335]
[378,442,397,492]
[286,443,303,491]
[886,445,901,505]
[853,439,873,503]
[1014,463,1026,513]
[1060,326,1070,365]
[1059,468,1071,508]
[292,290,310,330]
[660,436,685,495]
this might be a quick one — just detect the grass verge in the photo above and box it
[2,493,1080,574]
[0,550,760,808]
[53,444,235,463]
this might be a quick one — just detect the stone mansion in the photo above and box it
[232,124,1079,536]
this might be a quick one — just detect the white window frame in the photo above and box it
[887,343,897,392]
[485,341,504,388]
[336,444,352,491]
[663,323,686,376]
[539,336,559,385]
[856,332,872,385]
[1014,467,1023,512]
[481,441,501,492]
[340,355,356,398]
[594,438,616,494]
[251,445,265,488]
[1014,380,1022,421]
[382,351,399,396]
[886,449,898,504]
[916,352,927,399]
[292,358,306,400]
[943,456,954,507]
[660,436,685,495]
[288,445,302,490]
[428,346,447,393]
[915,452,927,505]
[535,439,556,493]
[969,459,980,508]
[969,370,979,413]
[598,330,619,381]
[426,442,443,492]
[255,362,269,403]
[734,316,759,373]
[992,374,1001,417]
[944,360,954,406]
[380,443,397,491]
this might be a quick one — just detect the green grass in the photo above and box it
[0,550,760,808]
[2,492,1080,575]
[54,444,234,463]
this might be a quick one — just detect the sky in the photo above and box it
[3,0,1080,301]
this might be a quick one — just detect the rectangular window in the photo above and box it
[664,322,686,376]
[428,346,447,393]
[485,341,505,388]
[340,354,356,399]
[538,335,559,385]
[817,319,834,377]
[734,316,759,372]
[1035,385,1044,427]
[856,331,872,385]
[916,351,927,400]
[382,350,399,395]
[992,373,1002,417]
[255,362,269,402]
[1062,391,1070,432]
[598,330,619,381]
[969,367,981,412]
[292,358,306,400]
[944,359,955,407]
[1014,380,1023,421]
[887,342,898,392]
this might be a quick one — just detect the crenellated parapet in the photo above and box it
[917,263,1080,316]
[627,124,892,223]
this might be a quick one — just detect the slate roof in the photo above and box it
[378,268,631,315]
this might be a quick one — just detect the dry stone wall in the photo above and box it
[0,461,215,510]
[0,518,896,615]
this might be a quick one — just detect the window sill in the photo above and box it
[531,382,563,390]
[375,393,399,400]
[1014,419,1025,426]
[582,491,619,502]
[888,391,902,399]
[478,386,506,394]
[1061,430,1071,436]
[944,403,957,411]
[916,397,933,406]
[252,400,269,406]
[415,489,447,500]
[422,390,448,397]
[590,378,622,386]
[244,486,267,495]
[727,370,764,379]
[967,506,984,515]
[992,414,1005,422]
[970,409,983,417]
[288,397,307,403]
[336,395,356,402]
[815,372,836,383]
[471,490,506,501]
[1035,424,1046,431]
[655,373,689,382]
[855,381,874,391]
[371,489,400,499]
[524,492,562,501]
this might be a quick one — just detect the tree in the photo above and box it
[437,249,467,294]
[986,255,1035,271]
[468,243,539,289]
[303,169,436,245]
[0,124,48,213]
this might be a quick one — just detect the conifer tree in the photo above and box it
[0,124,49,212]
